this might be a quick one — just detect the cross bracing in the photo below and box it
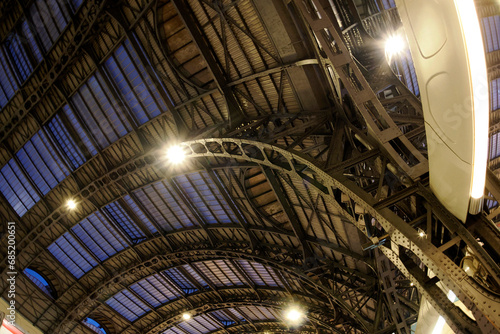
[0,1,499,334]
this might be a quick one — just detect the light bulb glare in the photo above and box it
[385,35,405,61]
[166,145,186,164]
[285,307,303,323]
[67,199,77,210]
[182,312,191,320]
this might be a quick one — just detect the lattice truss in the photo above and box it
[0,1,498,334]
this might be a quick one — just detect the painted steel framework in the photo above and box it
[0,0,498,334]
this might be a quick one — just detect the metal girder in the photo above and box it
[172,0,245,128]
[53,249,349,333]
[292,0,428,179]
[0,0,110,148]
[170,138,500,331]
[262,167,317,266]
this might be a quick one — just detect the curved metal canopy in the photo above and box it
[0,0,499,334]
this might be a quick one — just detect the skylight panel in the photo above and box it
[132,181,196,231]
[4,33,33,82]
[16,130,70,195]
[71,73,132,150]
[62,105,98,156]
[482,16,500,52]
[0,48,18,107]
[193,260,244,287]
[104,39,162,125]
[237,260,281,287]
[163,267,198,294]
[0,160,40,216]
[71,211,128,262]
[46,113,87,170]
[122,195,158,234]
[48,232,98,278]
[174,172,238,224]
[106,290,150,321]
[130,274,179,307]
[103,201,146,243]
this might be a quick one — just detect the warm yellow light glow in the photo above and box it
[182,312,191,320]
[419,231,425,237]
[385,34,405,62]
[66,199,77,210]
[455,0,489,199]
[285,307,303,324]
[166,145,186,164]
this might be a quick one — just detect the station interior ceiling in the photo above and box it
[0,0,499,333]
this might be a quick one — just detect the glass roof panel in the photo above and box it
[103,201,147,243]
[16,130,70,195]
[132,181,197,231]
[163,267,198,294]
[48,232,98,278]
[0,159,40,216]
[71,211,128,262]
[174,172,238,224]
[106,289,150,321]
[130,274,180,307]
[482,16,500,52]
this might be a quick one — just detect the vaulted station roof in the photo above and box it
[0,1,499,334]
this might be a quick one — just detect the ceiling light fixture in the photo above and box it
[166,145,186,165]
[385,34,405,62]
[454,0,489,210]
[285,306,303,325]
[66,199,77,210]
[182,312,191,320]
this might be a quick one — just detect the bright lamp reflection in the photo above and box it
[455,0,489,199]
[385,34,405,62]
[66,199,77,210]
[285,306,304,325]
[182,312,191,320]
[166,145,186,164]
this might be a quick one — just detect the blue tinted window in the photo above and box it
[103,201,146,243]
[482,16,500,52]
[106,290,150,321]
[105,39,164,125]
[71,211,128,262]
[132,182,196,231]
[382,0,396,9]
[163,267,198,294]
[21,20,43,63]
[491,79,500,111]
[46,113,87,169]
[24,268,54,297]
[122,195,158,234]
[63,105,98,156]
[29,0,70,54]
[4,33,33,82]
[130,274,179,307]
[16,131,69,195]
[83,318,107,334]
[0,48,18,107]
[71,73,132,150]
[174,172,238,224]
[0,159,40,216]
[48,232,98,278]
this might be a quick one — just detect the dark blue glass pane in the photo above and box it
[71,74,132,150]
[83,318,107,334]
[103,201,146,243]
[62,105,98,156]
[48,232,98,278]
[71,211,128,262]
[0,48,18,107]
[106,290,150,321]
[46,113,86,169]
[0,159,40,216]
[163,267,198,294]
[16,130,70,195]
